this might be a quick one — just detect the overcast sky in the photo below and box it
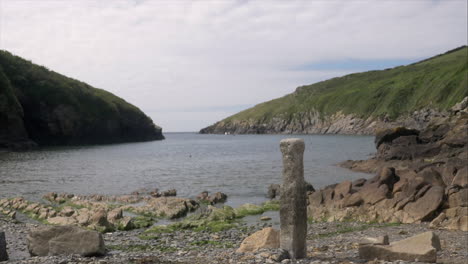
[1,0,466,132]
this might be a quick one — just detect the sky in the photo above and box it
[0,0,466,132]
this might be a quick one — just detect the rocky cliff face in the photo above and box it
[304,100,468,230]
[0,50,164,149]
[200,107,450,135]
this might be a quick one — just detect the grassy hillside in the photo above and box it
[0,50,164,147]
[224,46,467,124]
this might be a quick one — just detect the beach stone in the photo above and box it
[48,216,78,225]
[107,208,123,224]
[359,231,440,262]
[161,189,177,197]
[403,186,444,222]
[448,188,468,207]
[0,231,8,261]
[279,138,307,259]
[27,225,105,257]
[359,235,389,245]
[236,227,280,253]
[334,181,352,199]
[452,166,468,187]
[267,184,281,199]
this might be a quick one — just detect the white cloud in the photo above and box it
[1,0,466,131]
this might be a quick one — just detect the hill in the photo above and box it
[0,50,164,149]
[200,46,468,135]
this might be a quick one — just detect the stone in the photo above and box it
[0,231,8,261]
[27,225,105,257]
[161,189,177,197]
[60,206,75,217]
[341,192,363,207]
[107,208,123,224]
[279,138,307,259]
[358,231,441,262]
[446,215,468,231]
[360,182,389,205]
[374,127,419,149]
[47,216,78,226]
[209,192,228,204]
[359,235,389,245]
[307,190,323,207]
[236,227,280,253]
[260,216,272,221]
[403,186,444,222]
[452,166,468,187]
[334,181,352,199]
[267,184,281,199]
[448,188,468,207]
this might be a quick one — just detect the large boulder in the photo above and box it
[27,225,105,257]
[0,231,8,261]
[236,227,280,253]
[403,186,444,222]
[359,231,441,262]
[375,127,420,149]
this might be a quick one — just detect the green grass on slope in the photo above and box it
[225,46,468,123]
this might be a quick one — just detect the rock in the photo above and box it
[260,216,272,221]
[403,186,444,222]
[374,127,419,149]
[358,231,441,262]
[446,215,468,231]
[60,206,75,217]
[236,227,280,253]
[418,167,446,187]
[452,166,468,187]
[429,212,446,229]
[107,208,123,224]
[334,181,352,199]
[161,189,177,197]
[360,183,389,205]
[196,191,209,201]
[27,225,105,257]
[448,188,468,207]
[279,138,307,259]
[341,192,363,207]
[267,184,281,199]
[359,235,389,245]
[308,190,323,207]
[0,231,8,261]
[90,209,111,227]
[209,192,227,204]
[148,197,198,219]
[48,216,78,226]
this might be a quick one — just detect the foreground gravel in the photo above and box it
[1,214,467,264]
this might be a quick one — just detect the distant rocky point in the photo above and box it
[0,50,164,150]
[201,46,467,135]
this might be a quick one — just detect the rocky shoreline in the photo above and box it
[2,211,467,264]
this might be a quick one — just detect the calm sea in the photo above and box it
[0,133,375,207]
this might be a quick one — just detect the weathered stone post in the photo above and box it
[280,138,307,259]
[0,231,8,261]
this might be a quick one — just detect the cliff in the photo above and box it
[200,46,468,135]
[0,50,164,149]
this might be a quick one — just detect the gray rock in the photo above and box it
[0,231,8,261]
[27,225,105,257]
[279,138,307,259]
[359,231,441,262]
[359,235,389,245]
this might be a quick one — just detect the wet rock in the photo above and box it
[236,227,280,253]
[27,225,105,257]
[0,231,8,261]
[107,208,123,224]
[358,231,441,262]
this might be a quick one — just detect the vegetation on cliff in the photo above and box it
[0,50,163,148]
[201,46,467,134]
